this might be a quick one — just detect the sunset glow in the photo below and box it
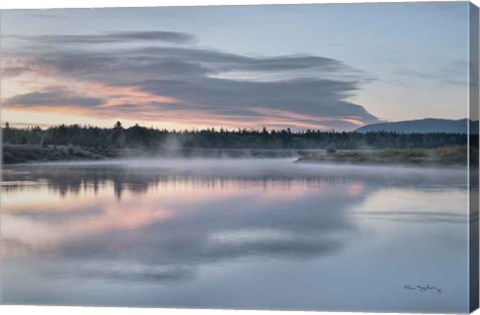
[0,3,469,130]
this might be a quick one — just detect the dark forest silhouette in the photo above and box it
[2,121,475,150]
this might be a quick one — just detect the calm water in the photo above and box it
[0,159,471,312]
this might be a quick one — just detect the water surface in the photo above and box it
[1,159,470,312]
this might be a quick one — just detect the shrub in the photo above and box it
[326,144,336,155]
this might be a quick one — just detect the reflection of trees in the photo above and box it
[3,162,468,200]
[2,162,469,284]
[2,164,370,200]
[2,166,157,199]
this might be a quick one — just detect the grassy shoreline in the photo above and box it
[296,146,477,166]
[1,144,314,164]
[2,144,477,166]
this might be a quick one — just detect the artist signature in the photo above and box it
[404,284,442,293]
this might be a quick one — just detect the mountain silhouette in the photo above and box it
[355,118,479,134]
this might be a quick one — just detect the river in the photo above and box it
[0,159,471,312]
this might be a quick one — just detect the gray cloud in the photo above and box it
[3,31,379,130]
[4,89,105,107]
[1,64,32,78]
[129,46,364,75]
[14,31,194,45]
[26,13,66,19]
[393,60,468,88]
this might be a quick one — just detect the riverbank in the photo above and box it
[2,144,477,166]
[1,144,312,164]
[1,144,117,164]
[296,146,477,166]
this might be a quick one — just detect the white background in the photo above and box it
[1,0,479,315]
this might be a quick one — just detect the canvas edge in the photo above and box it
[469,2,480,314]
[0,8,4,307]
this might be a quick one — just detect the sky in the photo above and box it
[0,2,472,131]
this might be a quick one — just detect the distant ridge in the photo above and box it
[355,118,479,134]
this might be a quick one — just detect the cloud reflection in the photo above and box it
[1,160,468,283]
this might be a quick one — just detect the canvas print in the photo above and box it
[0,2,479,313]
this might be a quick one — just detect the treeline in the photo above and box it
[2,122,476,150]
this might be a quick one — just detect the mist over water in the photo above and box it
[1,159,470,312]
[17,157,468,180]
